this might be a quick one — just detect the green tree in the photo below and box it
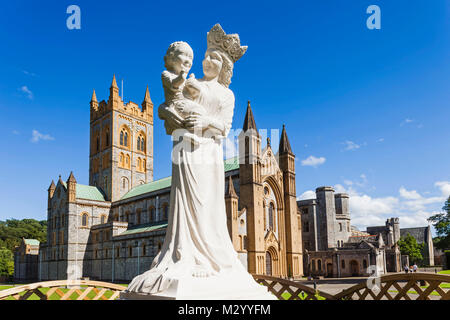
[428,196,450,250]
[0,219,47,252]
[0,248,14,277]
[398,233,424,264]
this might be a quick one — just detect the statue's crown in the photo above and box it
[207,24,247,63]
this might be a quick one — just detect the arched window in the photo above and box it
[96,135,100,152]
[136,209,141,224]
[339,223,343,232]
[120,127,130,148]
[101,215,107,224]
[341,260,346,269]
[149,207,155,222]
[137,158,142,171]
[162,204,169,220]
[243,236,247,250]
[81,213,89,227]
[363,259,367,269]
[114,213,119,222]
[126,154,130,169]
[318,259,322,271]
[265,251,272,276]
[142,244,147,256]
[128,246,133,257]
[137,134,145,152]
[312,260,316,272]
[268,203,274,230]
[105,129,110,147]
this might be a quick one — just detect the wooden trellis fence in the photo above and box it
[0,280,125,300]
[252,275,336,300]
[1,273,449,300]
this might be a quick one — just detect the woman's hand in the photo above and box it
[184,114,211,131]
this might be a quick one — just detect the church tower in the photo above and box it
[89,75,154,201]
[278,125,303,277]
[238,101,265,275]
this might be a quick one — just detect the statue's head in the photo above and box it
[204,24,247,87]
[164,41,194,75]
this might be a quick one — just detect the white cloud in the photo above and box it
[401,118,423,128]
[19,86,33,100]
[12,130,20,135]
[223,136,238,159]
[297,190,316,201]
[31,130,54,143]
[435,181,450,198]
[342,140,360,151]
[377,138,384,143]
[399,186,422,200]
[331,182,447,231]
[23,70,37,77]
[301,155,326,168]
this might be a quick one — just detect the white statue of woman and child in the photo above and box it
[121,24,275,300]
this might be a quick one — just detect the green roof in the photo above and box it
[118,223,168,236]
[120,157,240,201]
[24,239,40,246]
[121,177,172,201]
[62,182,106,202]
[224,156,240,172]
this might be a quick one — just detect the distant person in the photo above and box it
[413,264,418,272]
[410,266,414,273]
[404,265,409,274]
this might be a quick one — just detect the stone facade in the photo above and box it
[28,79,304,282]
[13,239,40,281]
[299,187,402,277]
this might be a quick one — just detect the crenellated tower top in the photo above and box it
[90,75,154,123]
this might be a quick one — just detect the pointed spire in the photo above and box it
[48,180,56,191]
[267,137,271,148]
[67,171,77,184]
[58,175,64,184]
[226,175,238,198]
[111,74,118,89]
[242,100,257,132]
[279,124,292,154]
[144,86,152,103]
[91,89,97,103]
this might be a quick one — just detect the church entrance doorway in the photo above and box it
[266,251,272,276]
[326,263,333,277]
[350,260,359,276]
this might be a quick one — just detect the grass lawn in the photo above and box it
[438,270,450,275]
[0,283,129,300]
[0,286,14,290]
[280,291,326,300]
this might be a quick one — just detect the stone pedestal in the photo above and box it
[120,272,276,300]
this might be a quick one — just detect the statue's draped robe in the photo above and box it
[128,80,254,295]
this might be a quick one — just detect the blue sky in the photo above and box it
[0,1,448,231]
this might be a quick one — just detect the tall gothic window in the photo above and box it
[81,213,88,227]
[120,128,129,147]
[268,203,274,230]
[162,204,169,220]
[105,129,110,147]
